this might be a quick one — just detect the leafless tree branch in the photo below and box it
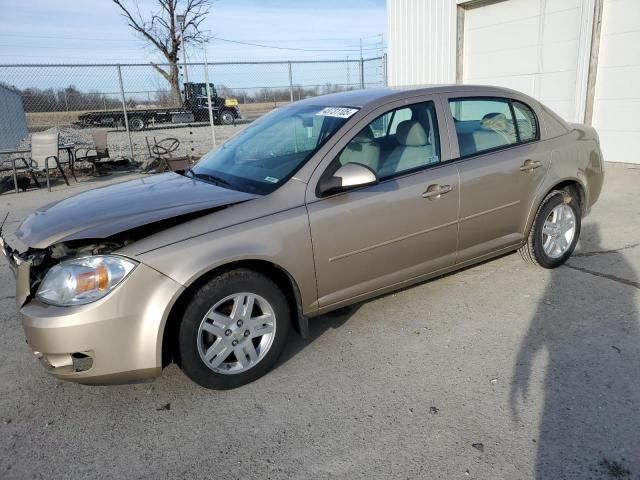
[111,0,211,105]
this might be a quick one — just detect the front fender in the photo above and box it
[133,205,318,317]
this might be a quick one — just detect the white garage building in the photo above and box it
[386,0,640,163]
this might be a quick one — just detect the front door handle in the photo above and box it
[421,184,452,199]
[519,159,543,172]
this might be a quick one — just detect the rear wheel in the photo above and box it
[178,269,291,389]
[129,116,145,131]
[220,110,235,125]
[520,190,581,268]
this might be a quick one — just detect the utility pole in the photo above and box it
[177,14,190,85]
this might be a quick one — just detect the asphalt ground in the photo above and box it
[0,162,638,479]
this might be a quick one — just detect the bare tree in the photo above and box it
[112,0,210,106]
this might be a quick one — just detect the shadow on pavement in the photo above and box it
[278,303,362,366]
[511,224,640,478]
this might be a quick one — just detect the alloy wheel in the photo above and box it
[196,292,276,374]
[542,203,576,258]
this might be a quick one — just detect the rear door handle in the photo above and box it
[421,184,452,199]
[519,159,543,172]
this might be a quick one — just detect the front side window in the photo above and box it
[191,104,357,194]
[449,98,517,156]
[335,101,441,180]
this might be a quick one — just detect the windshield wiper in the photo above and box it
[188,170,233,188]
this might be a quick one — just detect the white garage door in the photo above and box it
[462,0,589,122]
[592,0,640,164]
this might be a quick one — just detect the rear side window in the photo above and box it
[512,100,538,142]
[449,98,517,157]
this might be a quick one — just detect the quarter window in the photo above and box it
[512,100,538,142]
[335,101,441,180]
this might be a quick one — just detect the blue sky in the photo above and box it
[0,0,387,64]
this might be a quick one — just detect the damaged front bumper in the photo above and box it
[1,234,185,384]
[0,234,31,307]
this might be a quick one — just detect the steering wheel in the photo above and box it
[152,137,180,156]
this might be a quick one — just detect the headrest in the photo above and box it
[396,120,428,146]
[352,126,375,143]
[481,112,507,131]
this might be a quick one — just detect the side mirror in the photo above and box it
[318,163,378,195]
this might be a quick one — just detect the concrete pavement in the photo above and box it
[0,163,638,479]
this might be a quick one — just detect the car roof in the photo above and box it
[295,84,531,109]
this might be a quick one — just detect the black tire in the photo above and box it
[178,269,291,389]
[519,190,581,268]
[129,116,145,131]
[220,110,235,125]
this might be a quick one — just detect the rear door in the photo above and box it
[442,95,548,261]
[306,97,460,309]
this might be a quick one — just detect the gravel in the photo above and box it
[59,122,250,160]
[2,121,250,180]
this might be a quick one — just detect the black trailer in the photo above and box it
[76,83,241,131]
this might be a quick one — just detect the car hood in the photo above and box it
[16,172,259,249]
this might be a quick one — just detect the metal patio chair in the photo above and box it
[1,156,40,193]
[75,130,111,176]
[14,132,75,191]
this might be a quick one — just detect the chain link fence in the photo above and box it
[0,56,386,162]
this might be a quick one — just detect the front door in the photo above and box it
[306,100,460,309]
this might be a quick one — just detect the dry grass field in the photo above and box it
[26,110,88,127]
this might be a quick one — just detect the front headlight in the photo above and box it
[36,255,137,306]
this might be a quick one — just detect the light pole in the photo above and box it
[176,14,189,85]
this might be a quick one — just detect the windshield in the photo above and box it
[190,104,358,194]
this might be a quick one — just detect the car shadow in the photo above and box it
[275,251,518,369]
[510,224,640,478]
[278,303,362,365]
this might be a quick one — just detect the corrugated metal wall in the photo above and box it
[386,0,458,85]
[388,0,639,163]
[591,0,640,164]
[0,84,28,151]
[459,0,595,123]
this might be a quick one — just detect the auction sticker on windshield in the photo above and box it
[317,107,359,119]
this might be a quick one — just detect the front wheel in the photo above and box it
[178,269,291,389]
[520,190,581,268]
